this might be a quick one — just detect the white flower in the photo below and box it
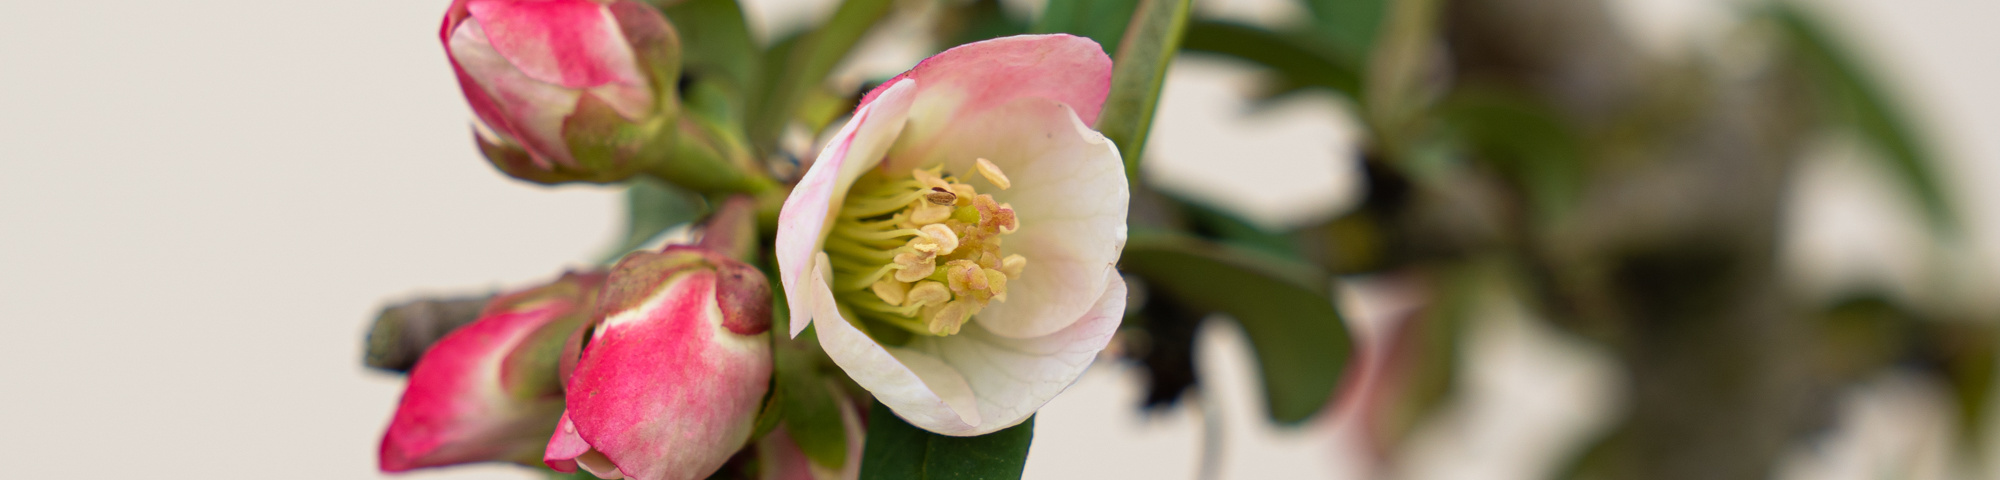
[775,35,1130,436]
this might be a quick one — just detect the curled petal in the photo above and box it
[464,0,645,91]
[776,79,917,338]
[872,34,1112,173]
[812,265,1126,436]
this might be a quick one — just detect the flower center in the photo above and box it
[827,159,1023,338]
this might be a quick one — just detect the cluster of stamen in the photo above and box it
[827,159,1023,337]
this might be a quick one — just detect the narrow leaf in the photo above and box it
[858,400,1035,480]
[1773,4,1956,233]
[745,0,895,153]
[1181,20,1360,97]
[1118,232,1353,424]
[1301,0,1389,61]
[1097,0,1192,178]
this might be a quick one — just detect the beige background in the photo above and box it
[1,0,1993,478]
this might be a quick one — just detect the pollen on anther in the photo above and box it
[974,158,1011,190]
[925,187,957,206]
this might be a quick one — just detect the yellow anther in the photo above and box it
[871,278,911,306]
[909,201,953,225]
[974,158,1011,190]
[828,163,1032,337]
[911,168,951,190]
[920,224,959,255]
[927,300,976,335]
[947,184,977,206]
[946,260,987,295]
[893,252,937,283]
[983,269,1009,302]
[1000,254,1026,278]
[906,281,951,307]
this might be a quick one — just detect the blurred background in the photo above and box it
[1,0,1995,478]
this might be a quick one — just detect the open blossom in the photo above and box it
[379,272,606,472]
[545,243,774,480]
[776,34,1129,436]
[442,0,678,184]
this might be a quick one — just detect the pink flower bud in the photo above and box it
[546,245,773,480]
[442,0,680,184]
[378,271,607,472]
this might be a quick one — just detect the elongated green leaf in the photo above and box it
[858,400,1035,480]
[598,177,704,263]
[1181,20,1360,97]
[1118,232,1352,424]
[1773,4,1955,234]
[1098,0,1192,178]
[1032,0,1142,53]
[1302,0,1389,61]
[745,0,895,153]
[1166,192,1300,259]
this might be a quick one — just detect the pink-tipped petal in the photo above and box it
[465,0,646,91]
[776,79,917,338]
[567,268,772,480]
[917,97,1127,338]
[380,274,604,472]
[544,412,591,473]
[449,18,584,166]
[870,34,1112,173]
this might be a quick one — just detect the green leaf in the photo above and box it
[1166,192,1300,259]
[1032,0,1142,54]
[661,0,759,127]
[1098,0,1192,178]
[1438,86,1585,221]
[1181,20,1361,98]
[773,343,850,469]
[938,0,1031,48]
[1117,232,1353,424]
[660,0,757,90]
[599,176,706,263]
[1302,0,1389,61]
[1772,4,1956,234]
[745,0,895,154]
[858,400,1035,480]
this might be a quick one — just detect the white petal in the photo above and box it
[907,271,1127,436]
[776,79,917,337]
[807,253,982,432]
[899,97,1128,338]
